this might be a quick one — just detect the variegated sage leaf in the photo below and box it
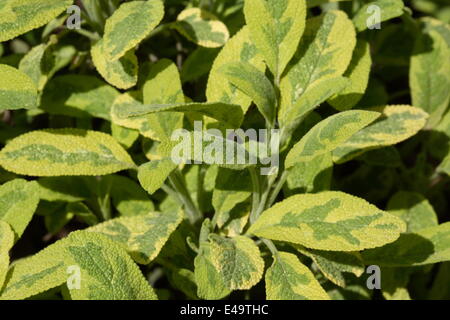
[332,105,429,164]
[0,231,157,300]
[0,129,135,176]
[174,8,229,48]
[102,0,164,61]
[279,10,356,137]
[41,75,120,120]
[0,179,39,238]
[209,235,264,290]
[328,38,372,111]
[362,222,450,266]
[243,0,306,79]
[206,26,265,114]
[265,251,329,300]
[352,0,405,32]
[248,191,406,251]
[410,28,450,128]
[88,210,183,265]
[0,221,14,289]
[0,64,38,111]
[285,110,380,168]
[138,159,177,195]
[0,0,72,42]
[221,62,276,126]
[111,124,139,149]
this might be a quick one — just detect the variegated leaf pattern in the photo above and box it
[333,105,429,163]
[209,235,264,290]
[353,0,405,32]
[248,191,406,251]
[0,231,157,300]
[174,8,229,48]
[328,38,372,111]
[265,251,329,300]
[0,221,14,289]
[138,159,177,195]
[88,210,183,265]
[0,129,135,176]
[206,26,265,114]
[243,0,306,79]
[362,222,450,266]
[279,10,356,137]
[0,179,39,238]
[285,110,380,168]
[0,64,38,111]
[102,0,164,61]
[410,28,450,128]
[0,0,72,42]
[111,123,139,149]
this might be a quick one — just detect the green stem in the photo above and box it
[262,239,278,257]
[249,167,261,224]
[168,170,202,224]
[266,170,288,209]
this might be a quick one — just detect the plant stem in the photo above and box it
[262,239,278,257]
[168,170,202,224]
[266,170,288,209]
[249,167,261,224]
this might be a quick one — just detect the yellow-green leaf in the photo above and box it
[248,191,406,251]
[353,0,405,32]
[265,251,329,300]
[0,129,135,176]
[174,8,229,48]
[0,64,38,111]
[285,110,380,168]
[332,105,429,163]
[138,159,177,195]
[0,221,14,289]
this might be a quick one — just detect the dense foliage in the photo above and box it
[0,0,449,300]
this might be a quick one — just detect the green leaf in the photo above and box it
[248,191,406,251]
[352,0,405,32]
[332,105,429,164]
[0,0,72,42]
[265,251,329,300]
[285,110,380,168]
[91,40,138,90]
[0,179,39,238]
[438,153,450,176]
[362,222,450,266]
[174,8,229,48]
[387,191,438,233]
[102,0,164,61]
[410,28,450,128]
[206,26,265,114]
[221,61,276,126]
[111,124,139,149]
[208,235,264,290]
[0,64,38,111]
[138,159,177,195]
[66,202,98,226]
[0,221,14,289]
[328,38,372,111]
[0,231,157,300]
[37,176,93,202]
[0,129,135,176]
[280,10,356,136]
[41,75,120,120]
[88,210,183,265]
[243,0,306,79]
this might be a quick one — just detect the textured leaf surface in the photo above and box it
[265,251,329,300]
[221,62,276,126]
[89,210,183,265]
[333,105,429,163]
[0,231,156,300]
[41,75,120,120]
[0,221,14,289]
[285,110,380,168]
[138,159,177,195]
[209,235,264,290]
[244,0,306,78]
[0,64,37,111]
[0,179,39,237]
[279,10,356,136]
[0,129,135,176]
[362,222,450,266]
[353,0,405,32]
[175,8,229,48]
[102,0,164,60]
[206,26,265,114]
[249,191,406,251]
[410,29,450,128]
[0,0,72,42]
